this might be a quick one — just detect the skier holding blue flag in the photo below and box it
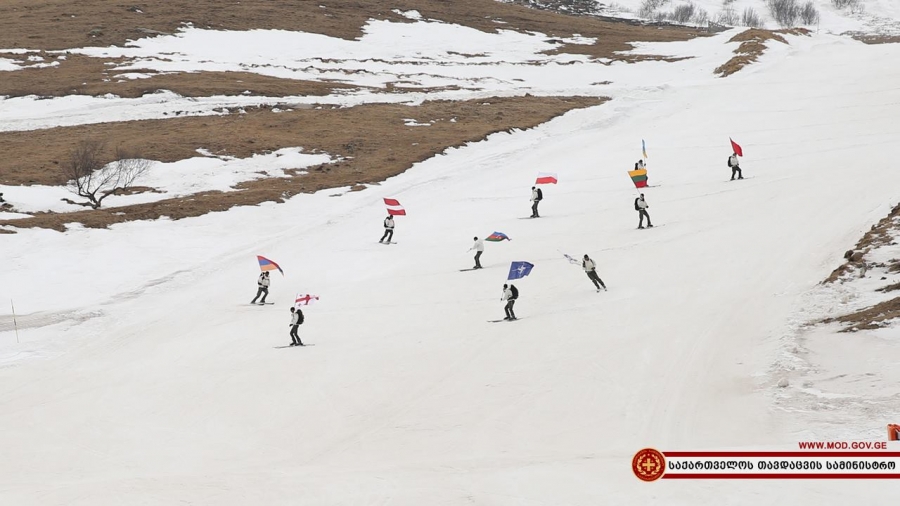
[501,284,518,321]
[496,261,533,321]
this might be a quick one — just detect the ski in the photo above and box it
[459,268,483,272]
[274,344,315,349]
[488,318,523,323]
[251,302,275,305]
[519,216,540,220]
[379,241,398,245]
[728,176,754,181]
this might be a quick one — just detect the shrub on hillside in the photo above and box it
[715,8,739,26]
[767,0,799,27]
[799,1,820,24]
[741,7,763,27]
[671,2,696,23]
[691,7,710,25]
[638,0,671,18]
[832,0,865,13]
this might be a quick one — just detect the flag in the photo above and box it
[535,172,558,185]
[563,253,580,265]
[384,198,406,216]
[257,255,283,275]
[642,139,648,159]
[628,169,648,188]
[507,261,534,280]
[730,138,743,157]
[294,293,320,307]
[486,231,510,242]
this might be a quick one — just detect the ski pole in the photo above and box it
[11,299,19,344]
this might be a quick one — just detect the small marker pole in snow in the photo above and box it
[10,299,19,344]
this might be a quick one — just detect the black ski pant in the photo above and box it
[474,250,483,268]
[504,299,516,319]
[531,200,540,217]
[587,270,606,290]
[251,286,268,303]
[731,167,743,180]
[290,324,302,345]
[638,210,652,228]
[380,229,393,242]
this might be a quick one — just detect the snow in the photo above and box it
[0,57,21,71]
[600,0,900,34]
[0,148,332,215]
[2,24,746,132]
[2,16,900,506]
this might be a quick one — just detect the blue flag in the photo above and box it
[508,261,534,280]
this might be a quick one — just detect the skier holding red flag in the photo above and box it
[728,138,744,181]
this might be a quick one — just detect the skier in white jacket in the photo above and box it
[470,236,485,269]
[582,254,607,291]
[728,153,743,180]
[288,307,304,346]
[251,271,270,304]
[635,193,653,229]
[379,215,395,243]
[530,186,543,218]
[501,284,518,320]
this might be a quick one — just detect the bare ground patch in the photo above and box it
[0,95,604,231]
[819,202,900,332]
[0,54,358,98]
[715,28,809,77]
[824,202,900,284]
[850,33,900,45]
[823,297,900,332]
[0,0,704,59]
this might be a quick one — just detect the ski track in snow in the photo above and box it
[1,20,900,506]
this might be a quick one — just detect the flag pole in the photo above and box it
[11,299,19,344]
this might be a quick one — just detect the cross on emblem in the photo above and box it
[641,458,657,472]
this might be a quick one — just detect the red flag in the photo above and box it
[294,294,320,307]
[730,138,743,157]
[384,198,406,216]
[535,172,558,185]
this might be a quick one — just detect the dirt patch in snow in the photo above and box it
[0,95,604,231]
[715,28,809,77]
[0,0,704,59]
[824,202,900,283]
[821,202,900,332]
[823,297,900,332]
[851,34,900,45]
[0,54,358,98]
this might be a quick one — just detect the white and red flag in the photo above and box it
[295,294,320,307]
[384,198,406,216]
[535,172,558,185]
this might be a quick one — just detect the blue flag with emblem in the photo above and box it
[507,261,534,280]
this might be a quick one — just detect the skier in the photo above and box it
[251,271,270,304]
[728,152,743,180]
[530,186,543,218]
[0,192,5,203]
[501,283,518,320]
[470,236,484,269]
[582,254,607,291]
[379,214,395,243]
[635,159,646,170]
[635,193,653,229]
[288,306,305,346]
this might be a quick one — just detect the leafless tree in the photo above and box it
[63,140,152,209]
[741,7,763,27]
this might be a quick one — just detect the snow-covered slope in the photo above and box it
[602,0,900,34]
[1,23,900,506]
